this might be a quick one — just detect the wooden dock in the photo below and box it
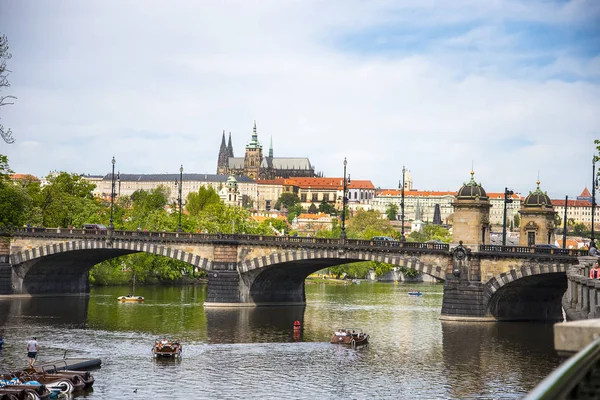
[35,358,102,372]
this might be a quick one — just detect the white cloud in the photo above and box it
[0,0,598,200]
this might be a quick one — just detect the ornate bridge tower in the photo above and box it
[442,171,491,320]
[519,180,556,247]
[451,171,491,249]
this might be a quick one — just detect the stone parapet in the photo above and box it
[563,256,600,320]
[554,319,600,355]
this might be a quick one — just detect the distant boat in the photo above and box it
[117,271,144,303]
[408,291,423,297]
[331,329,369,348]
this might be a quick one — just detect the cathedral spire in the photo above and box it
[220,130,226,150]
[227,132,234,157]
[246,120,262,149]
[269,136,273,158]
[217,130,229,174]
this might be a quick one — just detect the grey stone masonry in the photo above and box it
[563,256,600,320]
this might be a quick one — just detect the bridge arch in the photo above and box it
[10,240,213,295]
[484,262,569,321]
[238,248,447,304]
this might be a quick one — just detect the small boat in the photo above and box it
[152,338,182,358]
[118,271,144,302]
[117,294,144,303]
[330,329,369,348]
[408,291,423,296]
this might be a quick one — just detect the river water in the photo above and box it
[0,282,562,399]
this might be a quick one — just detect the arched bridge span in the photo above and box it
[0,228,587,321]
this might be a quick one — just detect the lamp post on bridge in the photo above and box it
[399,166,406,241]
[340,157,350,240]
[502,187,514,246]
[109,156,116,230]
[592,157,598,245]
[175,165,184,232]
[562,195,568,249]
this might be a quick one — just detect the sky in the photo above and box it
[0,0,599,199]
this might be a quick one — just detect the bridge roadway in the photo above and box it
[0,228,587,321]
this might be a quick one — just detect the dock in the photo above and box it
[35,358,102,372]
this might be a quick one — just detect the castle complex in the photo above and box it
[216,122,316,180]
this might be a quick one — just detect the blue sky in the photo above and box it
[0,0,599,199]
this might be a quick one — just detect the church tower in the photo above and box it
[244,121,263,179]
[217,130,229,175]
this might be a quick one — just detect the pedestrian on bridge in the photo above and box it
[590,263,600,280]
[589,241,599,257]
[26,336,39,368]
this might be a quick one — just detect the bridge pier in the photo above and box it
[0,237,12,294]
[440,245,494,321]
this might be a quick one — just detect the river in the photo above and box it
[0,282,561,399]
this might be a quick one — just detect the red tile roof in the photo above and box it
[579,187,591,197]
[10,174,39,181]
[285,177,375,190]
[256,178,286,185]
[551,199,591,207]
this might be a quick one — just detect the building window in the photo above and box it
[323,193,329,202]
[312,193,318,202]
[301,193,307,202]
[528,232,535,246]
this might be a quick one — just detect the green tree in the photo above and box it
[0,182,29,227]
[318,200,336,215]
[0,154,12,182]
[38,172,97,227]
[408,225,451,243]
[287,204,303,224]
[346,209,394,239]
[513,214,520,228]
[274,192,300,210]
[308,203,318,213]
[186,186,220,217]
[572,223,588,237]
[385,203,399,220]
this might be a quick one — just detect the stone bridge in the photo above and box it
[0,228,587,322]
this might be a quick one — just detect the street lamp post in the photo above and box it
[399,166,406,241]
[340,158,350,240]
[563,195,568,249]
[502,187,514,247]
[109,156,116,230]
[176,165,184,232]
[592,157,597,244]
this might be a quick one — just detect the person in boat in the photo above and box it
[161,337,168,345]
[26,336,39,368]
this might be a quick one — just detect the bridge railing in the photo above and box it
[479,244,588,257]
[4,227,454,252]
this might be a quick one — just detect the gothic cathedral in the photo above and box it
[216,122,316,180]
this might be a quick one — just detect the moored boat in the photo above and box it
[152,338,182,358]
[408,291,422,296]
[330,329,369,348]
